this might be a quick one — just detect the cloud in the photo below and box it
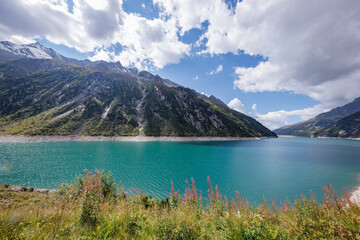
[89,48,115,62]
[0,0,190,69]
[154,0,360,108]
[142,3,145,8]
[154,0,213,35]
[207,64,223,75]
[252,104,257,111]
[201,92,210,97]
[228,98,247,114]
[254,105,329,130]
[192,74,199,80]
[114,14,190,69]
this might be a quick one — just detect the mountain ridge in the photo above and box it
[0,41,276,138]
[314,110,360,138]
[274,97,360,138]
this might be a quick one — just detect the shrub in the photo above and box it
[75,169,117,199]
[79,169,102,227]
[98,169,117,199]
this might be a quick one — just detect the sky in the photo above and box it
[0,0,360,130]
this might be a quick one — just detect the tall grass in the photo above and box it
[1,169,359,239]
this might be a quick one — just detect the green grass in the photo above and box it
[1,170,360,239]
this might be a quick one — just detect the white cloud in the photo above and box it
[207,64,223,75]
[89,48,115,62]
[114,14,190,69]
[154,0,360,108]
[142,3,145,8]
[254,105,330,130]
[228,98,247,114]
[154,0,213,35]
[0,0,190,69]
[252,104,257,111]
[192,74,199,80]
[201,92,210,97]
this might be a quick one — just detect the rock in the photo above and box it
[7,188,19,192]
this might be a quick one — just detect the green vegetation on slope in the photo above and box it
[1,170,359,239]
[314,111,360,138]
[274,97,360,137]
[0,59,276,137]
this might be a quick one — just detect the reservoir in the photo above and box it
[1,137,360,204]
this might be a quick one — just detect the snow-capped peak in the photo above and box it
[0,41,63,60]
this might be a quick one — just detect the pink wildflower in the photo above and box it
[84,169,89,173]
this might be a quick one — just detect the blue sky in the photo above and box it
[1,0,359,129]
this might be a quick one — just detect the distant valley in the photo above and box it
[274,97,360,138]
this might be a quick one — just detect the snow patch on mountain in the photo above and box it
[0,41,63,60]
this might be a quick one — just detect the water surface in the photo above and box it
[1,137,360,204]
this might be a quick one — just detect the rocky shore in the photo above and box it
[278,135,360,140]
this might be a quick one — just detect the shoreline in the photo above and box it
[3,184,360,206]
[278,135,360,141]
[0,135,273,143]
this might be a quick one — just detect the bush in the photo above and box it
[75,169,117,199]
[79,169,102,227]
[99,169,117,199]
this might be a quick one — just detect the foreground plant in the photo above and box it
[0,170,360,239]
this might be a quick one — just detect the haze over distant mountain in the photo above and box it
[314,110,360,138]
[0,41,276,138]
[274,97,360,137]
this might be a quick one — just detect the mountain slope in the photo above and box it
[313,111,360,138]
[274,97,360,137]
[0,43,275,137]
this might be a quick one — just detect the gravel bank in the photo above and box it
[0,135,271,143]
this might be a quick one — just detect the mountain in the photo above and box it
[313,110,360,138]
[0,41,276,137]
[0,41,65,61]
[274,97,360,137]
[0,41,139,74]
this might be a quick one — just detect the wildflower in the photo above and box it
[84,169,89,173]
[95,169,98,174]
[171,180,175,196]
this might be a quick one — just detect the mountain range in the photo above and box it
[0,41,276,138]
[274,97,360,138]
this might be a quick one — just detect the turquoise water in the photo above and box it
[1,137,360,204]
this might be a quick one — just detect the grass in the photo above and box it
[1,170,360,239]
